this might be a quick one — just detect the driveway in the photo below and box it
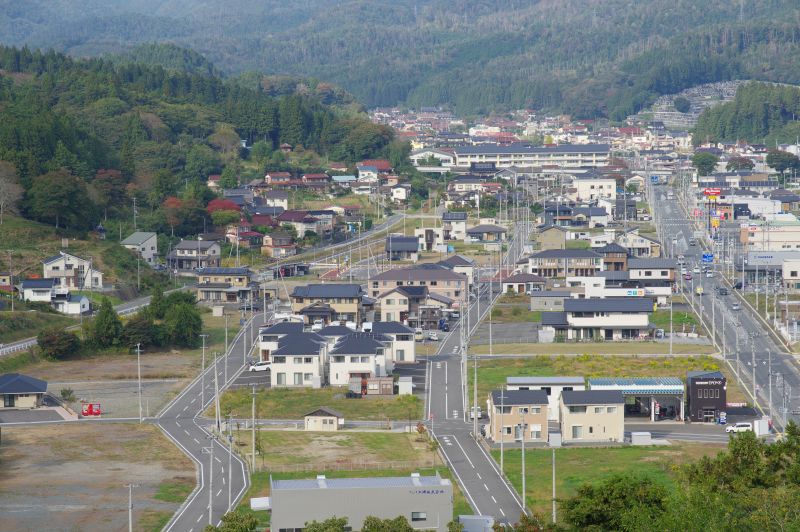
[0,409,66,423]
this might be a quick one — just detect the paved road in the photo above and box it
[651,186,800,429]
[158,312,269,531]
[426,220,532,524]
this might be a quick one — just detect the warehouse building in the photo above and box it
[270,473,453,531]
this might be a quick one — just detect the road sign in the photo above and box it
[711,218,720,228]
[703,188,721,196]
[650,175,659,183]
[702,253,714,263]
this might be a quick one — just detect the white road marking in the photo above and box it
[190,398,196,404]
[492,495,497,503]
[193,438,200,445]
[476,473,481,480]
[184,429,190,436]
[450,435,476,469]
[196,515,203,522]
[484,483,489,491]
[436,432,481,515]
[500,508,505,517]
[215,456,222,464]
[175,421,181,427]
[216,489,222,496]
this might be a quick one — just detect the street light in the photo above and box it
[202,436,217,526]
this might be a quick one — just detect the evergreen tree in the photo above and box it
[164,303,202,347]
[90,297,123,348]
[148,285,166,320]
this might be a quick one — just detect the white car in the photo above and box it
[427,331,439,341]
[469,406,483,420]
[692,266,700,274]
[726,422,752,433]
[705,271,714,278]
[248,361,270,372]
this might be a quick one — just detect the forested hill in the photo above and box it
[0,45,393,232]
[106,42,218,77]
[692,83,800,145]
[1,1,799,117]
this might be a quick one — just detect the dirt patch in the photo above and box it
[19,352,200,382]
[0,423,194,532]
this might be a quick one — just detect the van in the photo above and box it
[688,238,697,246]
[414,328,424,341]
[726,422,752,433]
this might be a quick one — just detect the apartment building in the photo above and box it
[369,265,467,301]
[452,144,610,169]
[527,249,602,278]
[571,178,617,202]
[42,252,104,289]
[541,297,654,341]
[486,390,549,444]
[559,390,625,443]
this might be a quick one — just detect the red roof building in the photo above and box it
[358,159,392,172]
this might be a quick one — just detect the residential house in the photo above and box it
[290,284,366,325]
[0,272,12,292]
[596,243,628,272]
[357,165,379,182]
[369,264,467,301]
[51,292,90,315]
[257,322,305,362]
[376,285,451,331]
[329,333,390,386]
[527,249,602,278]
[501,273,546,294]
[467,224,507,242]
[195,267,256,303]
[442,212,468,241]
[332,174,357,187]
[263,190,289,210]
[277,210,322,237]
[571,178,617,202]
[166,240,221,273]
[304,407,343,431]
[302,173,331,187]
[506,376,585,422]
[42,252,103,289]
[448,175,487,193]
[486,390,549,444]
[270,333,327,388]
[359,159,393,173]
[21,278,56,302]
[121,232,158,265]
[559,390,625,443]
[415,227,445,251]
[386,235,420,263]
[627,258,676,286]
[265,171,293,185]
[370,322,416,363]
[537,226,568,251]
[390,183,411,203]
[0,373,47,409]
[437,255,476,286]
[261,231,297,258]
[541,297,654,341]
[616,229,661,258]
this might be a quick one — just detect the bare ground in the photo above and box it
[0,423,194,532]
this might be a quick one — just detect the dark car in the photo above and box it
[717,287,730,296]
[733,281,743,290]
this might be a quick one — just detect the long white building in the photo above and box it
[453,144,610,169]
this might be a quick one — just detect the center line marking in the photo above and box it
[484,483,489,491]
[216,489,222,496]
[492,495,497,503]
[193,438,200,444]
[196,515,203,522]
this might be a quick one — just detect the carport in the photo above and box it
[588,377,685,421]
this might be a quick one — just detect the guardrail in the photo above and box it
[0,339,37,357]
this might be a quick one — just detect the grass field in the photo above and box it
[494,443,725,520]
[651,309,700,331]
[73,290,123,306]
[467,355,746,404]
[0,311,77,343]
[490,307,541,324]
[565,240,590,250]
[469,342,716,355]
[216,387,423,421]
[236,466,471,528]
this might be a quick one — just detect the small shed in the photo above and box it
[304,407,344,431]
[0,373,47,408]
[397,376,414,396]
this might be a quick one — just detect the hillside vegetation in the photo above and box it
[1,1,800,116]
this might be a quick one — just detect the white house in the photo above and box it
[390,184,410,203]
[121,231,158,265]
[506,376,586,421]
[329,333,391,386]
[571,178,617,202]
[371,322,416,364]
[42,252,104,289]
[51,292,91,315]
[269,333,327,389]
[20,278,56,302]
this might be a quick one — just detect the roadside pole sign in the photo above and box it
[651,175,659,183]
[702,253,714,263]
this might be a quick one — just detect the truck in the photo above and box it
[754,417,771,437]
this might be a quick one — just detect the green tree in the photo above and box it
[37,328,80,360]
[164,302,202,347]
[218,165,239,189]
[673,96,691,113]
[24,169,96,229]
[726,156,755,172]
[212,209,241,228]
[362,516,413,532]
[251,140,272,166]
[185,144,221,181]
[89,297,123,348]
[766,149,800,176]
[122,313,159,348]
[203,511,258,532]
[149,285,166,320]
[561,473,669,530]
[447,520,465,532]
[691,152,719,176]
[304,516,349,532]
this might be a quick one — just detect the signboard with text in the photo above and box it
[703,188,721,196]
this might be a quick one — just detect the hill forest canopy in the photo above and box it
[1,1,800,117]
[0,45,394,233]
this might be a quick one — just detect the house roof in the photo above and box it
[21,278,56,289]
[507,376,585,386]
[259,322,305,335]
[304,406,344,418]
[196,267,251,276]
[273,334,326,356]
[596,243,628,255]
[503,273,546,284]
[0,373,47,394]
[628,258,677,269]
[264,190,289,199]
[174,240,218,251]
[371,322,414,334]
[291,284,364,298]
[442,211,468,221]
[121,231,157,246]
[331,335,386,355]
[561,389,624,405]
[467,224,507,234]
[300,302,334,315]
[454,143,610,156]
[490,389,549,406]
[530,249,601,259]
[540,311,568,326]
[563,298,653,313]
[438,255,474,267]
[317,325,356,336]
[42,251,88,265]
[386,235,419,252]
[371,265,466,282]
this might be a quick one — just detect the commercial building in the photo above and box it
[486,389,549,443]
[452,144,609,169]
[559,390,625,443]
[506,376,585,421]
[269,473,453,531]
[588,377,685,421]
[686,371,727,423]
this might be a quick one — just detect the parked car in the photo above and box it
[717,287,730,296]
[726,422,752,433]
[248,361,270,372]
[469,406,483,420]
[427,331,439,341]
[734,281,743,290]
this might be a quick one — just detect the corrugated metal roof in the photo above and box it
[273,475,449,490]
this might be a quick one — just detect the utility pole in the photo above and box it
[227,426,233,513]
[769,350,773,418]
[202,438,215,526]
[137,257,141,291]
[214,352,221,432]
[251,385,257,470]
[500,387,504,472]
[136,343,143,423]
[521,411,526,515]
[125,483,138,532]
[224,313,229,355]
[552,448,557,523]
[200,334,209,406]
[6,250,14,312]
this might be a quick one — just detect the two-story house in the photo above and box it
[541,297,654,341]
[166,240,221,273]
[370,322,416,363]
[263,189,289,210]
[560,390,625,443]
[442,212,468,241]
[385,235,420,263]
[527,249,602,278]
[595,243,628,272]
[290,284,366,326]
[261,231,297,258]
[627,258,676,287]
[369,264,467,301]
[437,255,475,286]
[195,267,256,303]
[277,210,322,237]
[329,333,390,386]
[120,232,158,265]
[486,390,549,444]
[42,252,103,290]
[616,229,661,258]
[466,224,507,243]
[270,333,328,388]
[506,376,586,422]
[375,285,452,330]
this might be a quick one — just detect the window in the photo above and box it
[350,356,359,363]
[571,425,583,438]
[531,407,541,414]
[411,512,427,522]
[333,356,345,363]
[703,389,708,398]
[607,406,617,414]
[542,387,552,396]
[496,406,512,414]
[430,281,438,286]
[294,357,303,364]
[645,271,652,277]
[397,349,405,361]
[400,298,408,305]
[304,357,313,364]
[273,356,286,364]
[569,406,587,414]
[276,373,286,385]
[697,389,702,398]
[715,389,720,398]
[304,373,313,381]
[594,407,603,414]
[386,299,394,305]
[293,373,302,385]
[531,424,542,439]
[589,426,594,434]
[518,407,528,414]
